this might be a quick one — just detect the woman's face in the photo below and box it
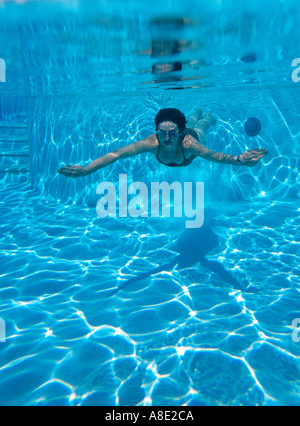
[157,121,181,149]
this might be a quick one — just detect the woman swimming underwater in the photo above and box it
[57,108,268,178]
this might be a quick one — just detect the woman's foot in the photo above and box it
[187,109,203,128]
[205,112,217,126]
[194,112,217,141]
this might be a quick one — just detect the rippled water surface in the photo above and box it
[0,0,300,406]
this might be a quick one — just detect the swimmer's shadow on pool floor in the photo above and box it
[108,219,258,297]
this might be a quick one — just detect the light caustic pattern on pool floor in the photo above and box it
[0,185,299,406]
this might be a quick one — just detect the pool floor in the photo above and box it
[0,183,299,406]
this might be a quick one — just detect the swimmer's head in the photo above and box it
[155,108,187,133]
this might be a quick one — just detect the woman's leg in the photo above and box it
[186,110,217,144]
[194,113,217,144]
[186,109,203,129]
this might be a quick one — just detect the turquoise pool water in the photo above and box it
[0,0,300,406]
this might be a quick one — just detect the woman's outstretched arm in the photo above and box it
[57,135,157,178]
[185,137,268,167]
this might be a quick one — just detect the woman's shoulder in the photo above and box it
[182,128,200,150]
[184,127,200,141]
[141,133,159,154]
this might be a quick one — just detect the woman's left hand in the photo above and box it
[239,148,268,167]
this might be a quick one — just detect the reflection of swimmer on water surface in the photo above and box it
[58,108,268,178]
[140,16,199,57]
[140,38,199,58]
[137,16,206,86]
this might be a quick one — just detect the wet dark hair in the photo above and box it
[155,108,187,132]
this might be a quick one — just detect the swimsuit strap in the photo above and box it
[179,129,187,159]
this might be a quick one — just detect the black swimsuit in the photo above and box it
[156,128,198,167]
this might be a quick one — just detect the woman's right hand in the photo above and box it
[239,148,268,167]
[57,165,90,178]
